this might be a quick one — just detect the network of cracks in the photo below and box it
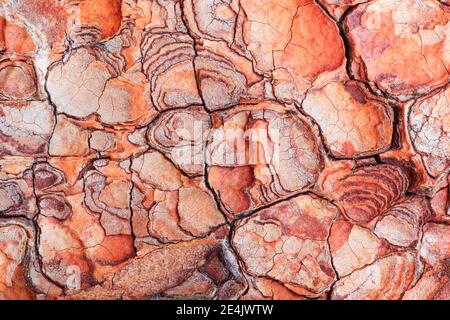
[0,0,448,300]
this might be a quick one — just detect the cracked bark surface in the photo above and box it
[344,0,450,101]
[0,0,448,300]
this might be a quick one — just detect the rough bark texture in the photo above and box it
[0,0,448,300]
